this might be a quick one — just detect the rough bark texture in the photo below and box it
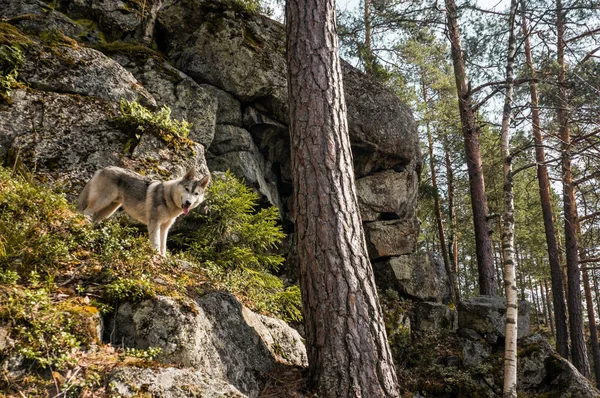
[520,0,570,359]
[445,0,497,296]
[286,0,400,396]
[499,0,518,394]
[556,0,591,377]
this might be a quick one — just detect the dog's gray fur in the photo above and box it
[77,166,210,256]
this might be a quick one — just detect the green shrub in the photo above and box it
[116,99,195,152]
[174,171,302,322]
[104,277,155,303]
[0,44,24,102]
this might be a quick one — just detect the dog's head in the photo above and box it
[178,169,210,215]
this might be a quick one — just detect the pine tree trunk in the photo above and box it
[285,0,400,395]
[540,279,549,328]
[556,0,590,376]
[520,0,570,359]
[445,0,497,296]
[500,2,518,393]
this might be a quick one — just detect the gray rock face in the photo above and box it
[110,55,218,147]
[1,89,124,192]
[377,252,450,303]
[109,367,247,398]
[458,296,531,340]
[518,335,600,397]
[363,219,420,259]
[461,339,491,368]
[412,301,456,331]
[110,292,307,397]
[19,44,156,107]
[201,84,243,126]
[356,168,418,221]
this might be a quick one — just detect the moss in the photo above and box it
[0,22,33,46]
[38,29,78,48]
[95,40,162,60]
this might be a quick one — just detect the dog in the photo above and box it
[77,166,210,256]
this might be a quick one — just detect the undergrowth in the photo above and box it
[0,167,301,396]
[116,98,196,153]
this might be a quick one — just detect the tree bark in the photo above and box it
[556,0,590,376]
[445,0,497,296]
[285,0,400,395]
[520,0,570,359]
[499,0,518,394]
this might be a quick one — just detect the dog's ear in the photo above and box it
[199,174,211,189]
[183,168,197,181]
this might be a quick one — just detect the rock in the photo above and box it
[374,252,450,303]
[412,301,456,332]
[0,0,87,40]
[201,84,243,126]
[341,61,420,177]
[518,334,600,397]
[157,0,421,177]
[0,326,13,353]
[109,367,247,398]
[19,44,156,107]
[363,219,420,259]
[355,168,418,221]
[209,125,255,155]
[109,55,217,147]
[109,292,307,397]
[461,339,491,368]
[128,134,210,180]
[458,328,482,341]
[208,147,281,209]
[159,0,289,122]
[458,296,531,341]
[56,0,150,42]
[2,89,124,192]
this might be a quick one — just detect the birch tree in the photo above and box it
[499,0,518,395]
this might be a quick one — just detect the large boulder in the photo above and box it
[373,252,450,303]
[363,219,420,259]
[355,167,418,221]
[518,335,600,397]
[19,43,156,107]
[458,296,531,340]
[109,292,307,397]
[109,367,246,398]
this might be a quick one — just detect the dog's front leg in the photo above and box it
[148,221,162,255]
[159,220,175,257]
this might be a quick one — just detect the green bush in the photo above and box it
[174,171,302,322]
[116,99,195,152]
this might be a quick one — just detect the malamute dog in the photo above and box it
[77,166,210,256]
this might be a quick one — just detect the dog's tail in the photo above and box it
[77,181,91,213]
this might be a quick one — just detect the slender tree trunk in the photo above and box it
[422,75,459,305]
[499,1,519,394]
[528,273,541,327]
[445,0,497,296]
[544,279,556,339]
[363,0,373,75]
[576,212,600,387]
[540,279,549,327]
[520,0,570,359]
[594,270,600,320]
[444,136,460,289]
[556,0,590,376]
[583,265,600,387]
[286,0,400,395]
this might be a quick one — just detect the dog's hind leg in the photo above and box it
[92,202,122,223]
